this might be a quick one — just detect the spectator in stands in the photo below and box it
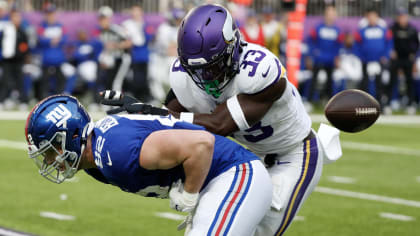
[122,5,152,102]
[354,7,393,107]
[0,9,29,110]
[358,8,387,29]
[334,33,362,91]
[307,5,343,102]
[240,9,264,46]
[94,6,131,107]
[261,7,283,57]
[36,4,68,100]
[0,0,9,110]
[72,30,101,95]
[149,8,184,101]
[389,8,419,115]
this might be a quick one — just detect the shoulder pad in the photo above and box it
[169,59,190,93]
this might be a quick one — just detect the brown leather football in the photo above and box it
[324,89,380,133]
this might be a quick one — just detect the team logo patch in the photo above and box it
[46,104,71,127]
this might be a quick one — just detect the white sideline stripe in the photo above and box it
[154,212,185,221]
[379,212,415,221]
[0,228,32,236]
[311,114,420,125]
[327,176,356,184]
[0,139,26,150]
[342,141,420,157]
[39,211,76,221]
[416,176,420,183]
[316,186,420,208]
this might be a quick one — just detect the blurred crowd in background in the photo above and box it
[0,0,420,115]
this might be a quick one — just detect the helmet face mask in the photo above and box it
[181,34,237,98]
[29,131,81,184]
[177,4,242,98]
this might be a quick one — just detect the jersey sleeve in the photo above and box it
[238,53,286,94]
[169,59,194,106]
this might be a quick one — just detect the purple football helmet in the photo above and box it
[177,4,242,98]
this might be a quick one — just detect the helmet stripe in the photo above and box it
[25,101,40,144]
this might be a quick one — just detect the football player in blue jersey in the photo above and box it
[25,95,272,236]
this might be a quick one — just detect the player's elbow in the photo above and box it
[195,131,215,153]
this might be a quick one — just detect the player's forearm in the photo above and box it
[182,133,215,193]
[169,107,238,137]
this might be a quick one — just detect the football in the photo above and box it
[324,89,380,133]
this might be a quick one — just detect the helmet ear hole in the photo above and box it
[72,128,79,140]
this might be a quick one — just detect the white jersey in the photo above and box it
[170,43,311,157]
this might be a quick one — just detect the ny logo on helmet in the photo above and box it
[46,104,72,127]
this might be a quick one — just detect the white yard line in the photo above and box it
[379,212,415,221]
[0,139,26,151]
[316,186,420,208]
[0,111,105,121]
[64,176,80,183]
[39,211,76,221]
[154,212,185,221]
[327,176,356,184]
[341,141,420,157]
[0,227,33,236]
[294,216,305,221]
[311,114,420,125]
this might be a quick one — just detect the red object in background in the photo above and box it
[286,0,307,88]
[240,25,265,46]
[231,0,253,6]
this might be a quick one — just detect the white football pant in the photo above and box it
[254,131,324,236]
[188,160,272,236]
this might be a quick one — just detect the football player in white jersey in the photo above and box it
[101,4,325,236]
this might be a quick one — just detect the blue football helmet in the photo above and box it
[25,95,91,183]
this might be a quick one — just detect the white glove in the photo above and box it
[169,180,199,213]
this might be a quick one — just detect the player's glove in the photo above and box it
[169,180,199,213]
[99,90,169,116]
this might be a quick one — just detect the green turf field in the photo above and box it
[0,119,419,236]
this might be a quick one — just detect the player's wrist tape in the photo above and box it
[104,90,121,100]
[180,112,194,123]
[182,190,199,205]
[227,95,250,130]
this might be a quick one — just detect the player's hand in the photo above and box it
[169,180,199,213]
[99,90,169,116]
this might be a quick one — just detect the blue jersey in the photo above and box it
[85,114,259,198]
[354,25,393,63]
[38,21,68,66]
[309,23,343,66]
